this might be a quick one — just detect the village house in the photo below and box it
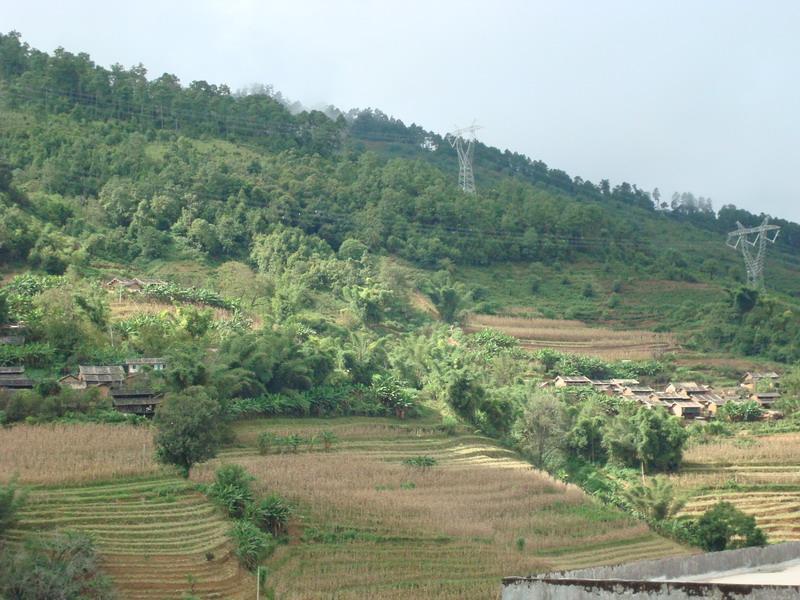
[741,371,780,392]
[111,389,163,416]
[665,381,709,395]
[0,366,34,391]
[609,378,640,387]
[621,385,655,399]
[60,366,126,395]
[553,375,593,388]
[590,380,622,395]
[665,382,726,417]
[125,358,166,374]
[105,277,166,291]
[750,391,781,409]
[649,392,703,419]
[0,324,26,346]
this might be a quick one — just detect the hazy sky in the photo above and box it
[5,0,800,222]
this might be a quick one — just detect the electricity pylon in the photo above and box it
[446,122,481,194]
[726,218,780,289]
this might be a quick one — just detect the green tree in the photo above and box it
[694,501,767,551]
[622,476,685,521]
[155,387,221,476]
[424,272,468,324]
[566,402,607,463]
[514,391,566,468]
[604,406,688,473]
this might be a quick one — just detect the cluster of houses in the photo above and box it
[545,371,783,420]
[0,358,166,416]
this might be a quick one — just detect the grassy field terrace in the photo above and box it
[675,432,800,544]
[191,416,689,599]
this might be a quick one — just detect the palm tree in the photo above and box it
[623,476,686,522]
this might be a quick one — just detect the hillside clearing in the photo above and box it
[464,314,677,360]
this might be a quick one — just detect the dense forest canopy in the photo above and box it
[0,31,798,364]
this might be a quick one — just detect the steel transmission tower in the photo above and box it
[726,218,780,289]
[446,123,481,193]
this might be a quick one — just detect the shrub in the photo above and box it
[440,415,458,436]
[249,494,292,537]
[229,519,274,571]
[403,456,437,470]
[0,531,114,599]
[694,501,767,551]
[286,434,303,453]
[257,432,276,455]
[208,464,254,519]
[320,430,337,451]
[718,400,763,422]
[0,476,27,536]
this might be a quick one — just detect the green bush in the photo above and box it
[229,519,274,571]
[693,501,767,551]
[403,456,437,470]
[0,476,27,536]
[257,432,276,455]
[249,494,292,537]
[718,400,763,422]
[208,464,255,519]
[0,531,113,599]
[440,415,458,436]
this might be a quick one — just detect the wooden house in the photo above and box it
[750,392,781,409]
[610,378,640,387]
[650,392,703,419]
[741,372,780,392]
[590,380,622,395]
[111,389,163,416]
[691,391,727,416]
[0,335,25,346]
[60,366,126,394]
[622,386,655,399]
[553,375,592,388]
[106,277,166,291]
[125,358,166,374]
[665,381,708,395]
[0,366,33,391]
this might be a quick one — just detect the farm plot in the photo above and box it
[464,314,677,360]
[195,417,688,599]
[675,433,800,543]
[1,423,252,599]
[10,478,252,600]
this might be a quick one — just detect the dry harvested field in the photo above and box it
[2,423,252,599]
[0,423,160,484]
[109,297,233,321]
[193,417,688,599]
[675,433,800,543]
[464,314,677,360]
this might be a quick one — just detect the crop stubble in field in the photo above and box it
[193,418,687,599]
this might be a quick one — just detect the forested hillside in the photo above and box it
[0,28,798,367]
[3,29,800,600]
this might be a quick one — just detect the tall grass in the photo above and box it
[0,423,161,484]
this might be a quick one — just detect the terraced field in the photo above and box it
[675,432,800,544]
[10,477,252,600]
[464,314,677,360]
[191,417,688,599]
